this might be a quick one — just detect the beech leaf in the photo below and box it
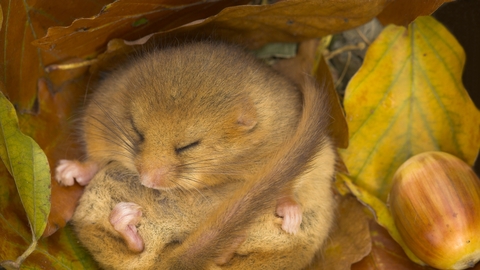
[32,0,250,58]
[33,0,389,60]
[0,91,51,239]
[377,0,452,26]
[0,0,112,112]
[309,195,372,269]
[340,16,480,201]
[0,4,3,31]
[0,163,97,269]
[145,0,388,51]
[352,221,435,270]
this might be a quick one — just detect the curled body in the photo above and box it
[68,42,337,269]
[57,42,303,190]
[73,142,335,269]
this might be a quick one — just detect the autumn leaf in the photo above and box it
[2,0,477,269]
[18,78,87,238]
[0,91,50,267]
[33,0,389,61]
[0,0,111,112]
[307,195,372,270]
[0,4,3,31]
[0,0,115,238]
[377,0,452,26]
[33,0,250,58]
[351,221,436,270]
[135,0,389,53]
[340,16,480,202]
[0,164,97,269]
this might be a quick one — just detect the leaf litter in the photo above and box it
[1,0,478,269]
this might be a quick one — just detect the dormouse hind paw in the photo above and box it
[55,160,98,186]
[276,197,303,235]
[110,202,144,253]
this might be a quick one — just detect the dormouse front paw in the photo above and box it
[55,160,98,186]
[276,197,303,235]
[109,202,144,253]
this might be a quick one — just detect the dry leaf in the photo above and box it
[351,221,435,270]
[307,195,371,270]
[0,0,111,237]
[0,0,111,112]
[146,0,388,51]
[33,0,388,61]
[0,4,3,31]
[377,0,452,26]
[33,0,249,58]
[4,0,477,268]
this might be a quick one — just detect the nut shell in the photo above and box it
[389,151,480,269]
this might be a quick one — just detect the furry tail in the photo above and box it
[164,75,332,269]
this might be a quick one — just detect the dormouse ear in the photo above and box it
[236,97,257,131]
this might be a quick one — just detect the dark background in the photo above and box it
[433,0,480,174]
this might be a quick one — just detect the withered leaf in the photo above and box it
[148,0,389,50]
[0,0,111,112]
[33,0,250,58]
[377,0,452,26]
[351,221,434,270]
[306,195,371,270]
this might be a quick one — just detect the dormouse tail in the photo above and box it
[164,75,332,269]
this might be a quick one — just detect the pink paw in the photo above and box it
[276,198,302,235]
[109,202,144,253]
[55,160,98,186]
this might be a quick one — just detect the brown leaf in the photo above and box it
[34,0,388,61]
[0,0,111,112]
[314,49,349,149]
[377,0,452,26]
[0,4,3,31]
[1,0,111,236]
[151,0,389,50]
[351,221,435,270]
[32,0,250,58]
[307,195,372,270]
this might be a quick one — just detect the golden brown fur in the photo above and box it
[77,42,302,190]
[158,74,335,269]
[69,42,336,269]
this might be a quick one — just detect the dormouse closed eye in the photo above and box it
[129,117,145,143]
[175,140,200,154]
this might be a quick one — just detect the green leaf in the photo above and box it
[0,91,51,240]
[0,159,97,269]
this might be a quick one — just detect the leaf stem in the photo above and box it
[15,238,38,266]
[0,237,38,269]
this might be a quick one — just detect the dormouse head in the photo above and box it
[84,42,298,191]
[128,89,260,190]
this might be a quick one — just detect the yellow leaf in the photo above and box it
[340,16,480,201]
